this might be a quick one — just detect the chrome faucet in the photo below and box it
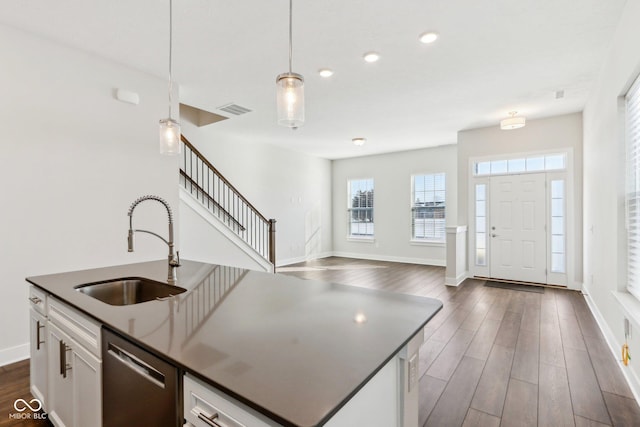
[127,195,180,284]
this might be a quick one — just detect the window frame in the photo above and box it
[410,173,446,243]
[625,73,640,300]
[347,178,375,240]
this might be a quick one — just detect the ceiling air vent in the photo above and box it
[218,103,252,116]
[179,103,228,127]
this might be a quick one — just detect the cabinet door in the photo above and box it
[47,322,74,427]
[30,308,47,408]
[71,339,101,427]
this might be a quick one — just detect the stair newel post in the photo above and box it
[269,219,277,272]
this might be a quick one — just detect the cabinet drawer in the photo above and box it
[48,297,101,358]
[29,286,48,316]
[184,374,277,427]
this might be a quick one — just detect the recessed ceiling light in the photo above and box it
[319,69,334,78]
[352,137,366,146]
[419,32,439,44]
[354,312,367,323]
[363,52,380,63]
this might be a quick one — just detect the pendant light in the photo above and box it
[159,0,181,155]
[276,0,304,128]
[500,111,526,130]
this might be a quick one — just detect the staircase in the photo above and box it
[179,134,276,271]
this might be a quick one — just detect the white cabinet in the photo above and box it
[29,286,48,409]
[29,307,47,407]
[47,322,75,427]
[45,297,102,427]
[184,374,279,427]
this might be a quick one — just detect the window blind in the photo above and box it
[626,74,640,299]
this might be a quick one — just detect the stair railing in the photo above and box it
[180,135,276,267]
[181,264,248,346]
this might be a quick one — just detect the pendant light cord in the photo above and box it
[288,0,292,73]
[168,0,174,118]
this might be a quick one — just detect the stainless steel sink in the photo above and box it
[75,277,186,306]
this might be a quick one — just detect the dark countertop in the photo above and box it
[27,260,442,427]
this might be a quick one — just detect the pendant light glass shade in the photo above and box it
[276,0,304,128]
[276,72,305,128]
[159,118,181,155]
[160,0,181,155]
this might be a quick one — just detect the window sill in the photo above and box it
[612,290,640,328]
[347,237,375,243]
[410,239,445,247]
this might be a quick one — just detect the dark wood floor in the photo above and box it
[2,257,639,426]
[0,360,49,426]
[280,257,640,427]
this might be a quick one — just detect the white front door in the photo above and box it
[489,173,547,283]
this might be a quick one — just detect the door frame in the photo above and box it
[467,149,574,288]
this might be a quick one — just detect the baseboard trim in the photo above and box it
[581,285,640,405]
[445,271,469,287]
[331,252,445,267]
[277,252,333,267]
[0,343,29,367]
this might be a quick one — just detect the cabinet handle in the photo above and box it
[59,340,72,378]
[29,296,42,305]
[197,411,222,427]
[36,321,45,351]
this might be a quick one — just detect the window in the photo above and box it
[348,178,374,238]
[626,74,640,299]
[550,180,566,273]
[475,183,487,265]
[412,173,445,241]
[474,153,566,176]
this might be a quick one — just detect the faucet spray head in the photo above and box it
[127,229,134,252]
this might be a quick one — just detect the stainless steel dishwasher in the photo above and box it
[102,328,180,427]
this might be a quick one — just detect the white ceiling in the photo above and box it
[0,0,627,159]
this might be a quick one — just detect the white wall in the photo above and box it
[457,113,584,287]
[331,145,458,266]
[582,0,640,399]
[178,120,333,267]
[0,25,180,364]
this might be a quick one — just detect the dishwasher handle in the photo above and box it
[107,342,166,389]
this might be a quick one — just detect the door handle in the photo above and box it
[492,234,498,238]
[36,320,45,351]
[59,340,72,378]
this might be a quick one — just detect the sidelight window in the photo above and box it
[475,183,487,266]
[550,180,566,273]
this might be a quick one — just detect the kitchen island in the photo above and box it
[27,260,442,427]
